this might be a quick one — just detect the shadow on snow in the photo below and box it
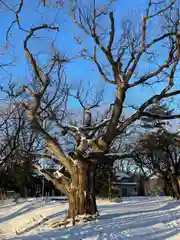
[7,197,180,240]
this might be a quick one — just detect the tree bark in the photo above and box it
[164,176,174,197]
[169,174,180,200]
[34,161,98,220]
[85,162,97,214]
[67,161,98,219]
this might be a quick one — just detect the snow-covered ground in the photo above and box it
[0,196,179,240]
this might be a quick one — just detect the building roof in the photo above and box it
[115,171,131,180]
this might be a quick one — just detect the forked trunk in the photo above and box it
[67,161,98,219]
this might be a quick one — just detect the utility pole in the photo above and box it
[42,176,45,201]
[42,119,45,203]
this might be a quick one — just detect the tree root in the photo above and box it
[45,216,71,228]
[45,212,100,228]
[76,212,100,223]
[51,219,71,228]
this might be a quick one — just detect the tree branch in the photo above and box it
[107,12,115,53]
[142,112,180,120]
[28,115,73,175]
[29,152,61,165]
[92,58,116,84]
[128,41,175,88]
[33,163,70,195]
[105,152,133,160]
[24,24,59,86]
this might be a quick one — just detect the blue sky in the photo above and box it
[0,0,179,126]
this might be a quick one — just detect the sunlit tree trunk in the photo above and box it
[67,161,98,219]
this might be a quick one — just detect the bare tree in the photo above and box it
[2,0,180,226]
[0,101,41,196]
[134,130,180,199]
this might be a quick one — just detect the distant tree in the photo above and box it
[95,159,116,198]
[0,103,40,196]
[134,130,180,199]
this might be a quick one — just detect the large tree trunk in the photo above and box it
[164,176,175,197]
[169,174,180,200]
[34,161,98,221]
[67,161,98,219]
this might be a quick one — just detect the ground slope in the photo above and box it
[0,197,179,240]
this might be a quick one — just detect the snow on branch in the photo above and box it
[105,152,134,160]
[80,118,110,131]
[142,112,180,120]
[33,163,70,195]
